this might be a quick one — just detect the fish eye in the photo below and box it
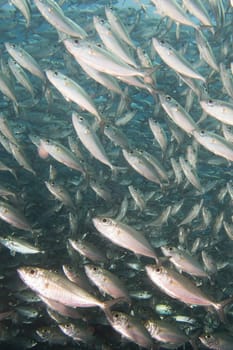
[102,218,107,223]
[54,71,58,76]
[168,247,173,251]
[29,269,35,275]
[129,150,134,154]
[97,43,102,47]
[11,44,16,48]
[156,267,161,272]
[79,116,84,121]
[74,39,79,44]
[165,95,171,102]
[207,99,214,106]
[159,40,165,45]
[100,19,105,24]
[105,124,109,129]
[200,130,205,136]
[45,139,50,144]
[50,181,55,186]
[114,313,119,318]
[205,334,211,339]
[93,266,97,271]
[64,324,70,329]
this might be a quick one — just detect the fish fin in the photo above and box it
[214,296,233,323]
[102,297,129,320]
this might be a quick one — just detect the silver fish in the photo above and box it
[64,39,145,78]
[106,311,153,349]
[193,129,233,162]
[161,246,208,277]
[72,112,116,172]
[5,42,45,82]
[84,264,130,301]
[152,37,205,82]
[0,236,44,255]
[39,138,85,173]
[33,0,87,38]
[159,93,199,135]
[46,70,102,122]
[18,267,122,312]
[200,98,233,126]
[146,264,232,320]
[93,216,159,262]
[0,201,32,231]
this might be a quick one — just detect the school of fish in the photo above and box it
[0,0,233,349]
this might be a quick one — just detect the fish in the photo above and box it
[17,267,124,313]
[200,98,233,126]
[199,332,233,350]
[0,71,18,105]
[196,31,219,73]
[8,58,35,98]
[68,239,107,263]
[63,38,146,78]
[105,6,136,48]
[0,236,44,255]
[128,185,146,211]
[33,0,87,38]
[45,180,75,211]
[58,322,95,344]
[104,123,130,149]
[72,112,117,172]
[5,42,45,82]
[46,70,102,123]
[93,16,137,68]
[9,142,36,176]
[92,216,159,262]
[183,0,213,29]
[0,201,32,231]
[84,264,130,301]
[0,113,18,145]
[193,129,233,162]
[148,118,167,154]
[161,246,208,277]
[144,318,189,347]
[106,311,153,349]
[151,0,199,29]
[122,149,161,184]
[179,156,203,192]
[146,264,233,321]
[11,0,31,28]
[159,93,199,135]
[39,138,85,173]
[152,37,206,82]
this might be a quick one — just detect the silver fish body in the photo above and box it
[93,216,159,262]
[152,37,205,82]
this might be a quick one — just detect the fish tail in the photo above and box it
[214,296,233,322]
[102,297,128,320]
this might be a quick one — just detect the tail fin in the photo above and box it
[213,296,233,323]
[102,297,129,320]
